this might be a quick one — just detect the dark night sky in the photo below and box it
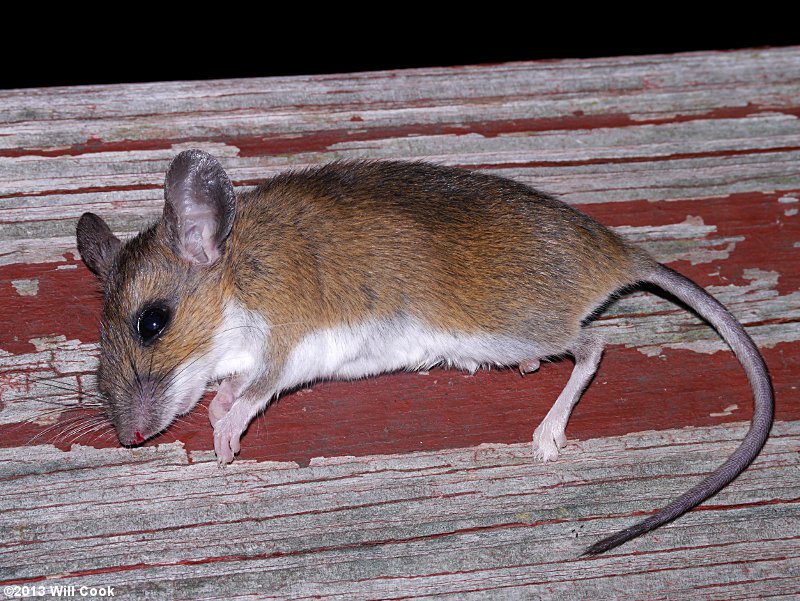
[3,25,798,90]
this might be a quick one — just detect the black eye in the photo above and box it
[137,306,169,342]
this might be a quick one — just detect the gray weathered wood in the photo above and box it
[1,422,797,600]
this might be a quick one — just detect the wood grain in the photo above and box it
[1,422,797,599]
[0,47,799,598]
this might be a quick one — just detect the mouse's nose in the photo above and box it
[120,430,147,446]
[111,374,162,447]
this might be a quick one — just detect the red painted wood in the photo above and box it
[1,53,798,475]
[0,194,796,463]
[5,101,799,161]
[0,254,100,354]
[584,191,800,294]
[2,316,796,467]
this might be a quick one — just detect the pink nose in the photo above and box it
[132,431,145,444]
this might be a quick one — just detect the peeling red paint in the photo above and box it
[1,189,796,460]
[229,114,647,157]
[1,188,795,461]
[0,257,102,353]
[0,138,175,158]
[582,191,800,294]
[1,103,792,160]
[469,145,800,171]
[0,183,160,201]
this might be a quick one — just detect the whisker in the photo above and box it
[98,429,117,442]
[65,417,113,442]
[147,340,155,385]
[16,407,89,424]
[37,314,311,450]
[9,373,106,404]
[27,410,108,445]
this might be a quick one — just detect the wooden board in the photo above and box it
[1,422,798,599]
[1,47,799,598]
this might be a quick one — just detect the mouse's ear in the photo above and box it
[76,212,123,281]
[162,149,236,265]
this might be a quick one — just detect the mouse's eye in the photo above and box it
[137,306,170,343]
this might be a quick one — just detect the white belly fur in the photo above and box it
[276,316,546,393]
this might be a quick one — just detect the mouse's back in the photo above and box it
[226,160,650,356]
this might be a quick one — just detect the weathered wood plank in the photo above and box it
[2,49,799,139]
[0,48,798,598]
[4,117,800,215]
[1,422,797,599]
[0,47,798,465]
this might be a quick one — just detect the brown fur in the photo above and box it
[82,159,653,444]
[223,161,648,373]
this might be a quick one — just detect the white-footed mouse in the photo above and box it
[76,149,773,555]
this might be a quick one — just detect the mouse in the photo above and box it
[75,149,773,555]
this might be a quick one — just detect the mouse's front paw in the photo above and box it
[212,403,250,465]
[209,379,237,427]
[532,420,567,462]
[213,422,241,465]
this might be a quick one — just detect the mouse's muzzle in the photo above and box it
[100,370,168,447]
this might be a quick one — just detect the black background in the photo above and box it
[3,22,798,90]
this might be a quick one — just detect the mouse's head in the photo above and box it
[76,150,236,446]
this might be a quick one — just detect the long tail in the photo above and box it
[584,263,774,555]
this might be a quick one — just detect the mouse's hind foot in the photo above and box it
[531,331,603,462]
[532,421,568,462]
